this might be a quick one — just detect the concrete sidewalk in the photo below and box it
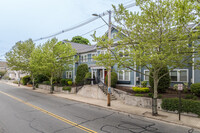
[1,80,200,130]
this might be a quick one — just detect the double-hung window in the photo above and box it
[81,55,88,62]
[144,70,149,81]
[170,69,188,82]
[66,71,72,79]
[118,70,130,81]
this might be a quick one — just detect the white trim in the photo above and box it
[117,70,130,81]
[192,43,195,83]
[80,54,88,62]
[116,84,133,87]
[170,69,188,82]
[144,70,149,81]
[66,71,72,79]
[134,64,136,86]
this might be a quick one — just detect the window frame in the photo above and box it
[66,71,72,79]
[170,69,188,82]
[144,70,149,81]
[118,70,130,81]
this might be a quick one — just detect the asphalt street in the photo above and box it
[0,82,199,133]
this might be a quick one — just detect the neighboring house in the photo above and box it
[63,24,200,88]
[0,61,27,80]
[0,61,8,72]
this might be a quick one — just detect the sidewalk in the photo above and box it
[1,80,200,130]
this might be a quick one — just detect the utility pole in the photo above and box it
[107,10,112,106]
[92,10,112,106]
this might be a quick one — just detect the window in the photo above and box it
[91,53,96,62]
[118,70,130,81]
[112,33,116,38]
[170,69,188,82]
[66,71,72,79]
[81,55,88,62]
[144,70,149,81]
[119,71,123,80]
[170,71,177,81]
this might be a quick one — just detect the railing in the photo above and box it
[97,77,108,95]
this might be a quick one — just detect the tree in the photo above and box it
[149,66,170,93]
[30,38,76,93]
[71,36,90,45]
[93,0,199,115]
[75,64,89,85]
[5,39,35,86]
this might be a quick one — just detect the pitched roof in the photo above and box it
[62,41,96,54]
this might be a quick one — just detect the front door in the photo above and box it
[100,69,103,82]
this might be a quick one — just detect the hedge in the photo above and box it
[161,98,200,116]
[191,83,200,97]
[63,86,71,91]
[22,75,31,85]
[132,87,150,93]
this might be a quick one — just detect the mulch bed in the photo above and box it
[115,87,200,100]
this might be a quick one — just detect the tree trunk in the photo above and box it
[50,76,53,94]
[152,74,158,116]
[32,75,35,90]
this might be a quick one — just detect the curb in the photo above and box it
[1,80,200,130]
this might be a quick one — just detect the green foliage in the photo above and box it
[5,39,35,72]
[173,84,178,91]
[132,87,150,93]
[141,81,147,87]
[35,74,49,84]
[184,94,198,100]
[191,83,200,97]
[84,72,91,84]
[105,72,118,88]
[75,64,89,84]
[71,36,90,45]
[62,86,71,91]
[60,79,67,86]
[0,71,6,77]
[13,80,18,84]
[36,84,39,88]
[43,81,50,85]
[29,38,76,89]
[68,81,73,86]
[22,75,31,85]
[161,98,200,116]
[135,94,144,97]
[148,93,153,98]
[149,67,170,93]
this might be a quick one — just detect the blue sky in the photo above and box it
[0,0,138,60]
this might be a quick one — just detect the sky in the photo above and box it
[0,0,138,60]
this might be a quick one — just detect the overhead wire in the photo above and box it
[32,2,136,42]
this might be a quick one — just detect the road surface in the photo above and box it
[0,82,199,133]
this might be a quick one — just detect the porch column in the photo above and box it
[91,68,93,85]
[103,69,105,83]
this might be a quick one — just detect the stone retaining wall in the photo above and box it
[112,89,162,110]
[38,84,76,93]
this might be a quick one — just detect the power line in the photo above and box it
[33,2,136,42]
[80,24,107,36]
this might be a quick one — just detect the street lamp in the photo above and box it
[92,11,112,106]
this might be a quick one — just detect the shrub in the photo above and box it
[161,98,200,116]
[105,72,118,88]
[43,81,50,85]
[173,84,178,91]
[141,81,147,87]
[132,87,150,93]
[185,94,198,100]
[13,80,18,84]
[84,72,92,84]
[149,66,170,93]
[191,83,200,97]
[68,81,73,86]
[22,75,31,85]
[148,93,153,98]
[75,64,89,85]
[60,79,67,86]
[62,86,71,91]
[135,94,144,97]
[36,84,39,88]
[0,71,6,78]
[35,74,49,84]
